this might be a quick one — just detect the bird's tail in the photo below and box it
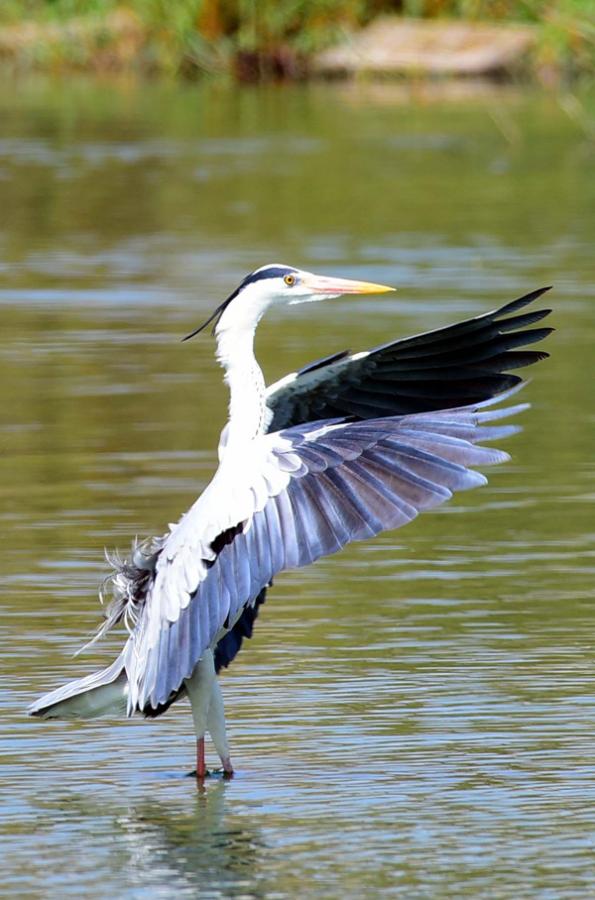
[28,652,128,719]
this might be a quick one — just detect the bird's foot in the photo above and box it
[186,767,233,780]
[187,741,234,780]
[220,756,234,779]
[207,767,234,780]
[187,768,212,779]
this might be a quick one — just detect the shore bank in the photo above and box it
[0,5,592,84]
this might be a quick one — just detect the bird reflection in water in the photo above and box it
[115,780,264,895]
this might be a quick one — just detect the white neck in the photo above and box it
[215,321,267,447]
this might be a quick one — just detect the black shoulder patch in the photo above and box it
[211,522,244,555]
[206,522,245,569]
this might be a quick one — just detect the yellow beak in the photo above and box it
[302,273,395,296]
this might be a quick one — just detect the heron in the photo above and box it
[29,264,552,779]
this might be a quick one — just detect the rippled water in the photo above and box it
[1,77,594,898]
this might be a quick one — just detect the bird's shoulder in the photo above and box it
[143,433,294,625]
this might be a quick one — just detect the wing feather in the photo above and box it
[274,488,303,569]
[262,498,286,573]
[125,393,530,712]
[266,288,552,430]
[211,290,553,677]
[299,474,352,547]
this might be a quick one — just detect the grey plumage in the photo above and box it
[30,391,521,720]
[34,388,519,719]
[28,271,551,769]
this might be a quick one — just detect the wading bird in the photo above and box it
[30,265,552,779]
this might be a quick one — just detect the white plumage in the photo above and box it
[29,265,552,779]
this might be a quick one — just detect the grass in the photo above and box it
[0,0,593,81]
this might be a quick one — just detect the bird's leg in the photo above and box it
[207,676,234,777]
[196,737,206,779]
[186,650,216,780]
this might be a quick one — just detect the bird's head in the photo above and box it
[182,264,395,340]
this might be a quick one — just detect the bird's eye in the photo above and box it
[284,274,296,286]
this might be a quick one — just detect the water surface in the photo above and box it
[1,78,594,898]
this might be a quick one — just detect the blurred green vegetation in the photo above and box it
[0,0,593,80]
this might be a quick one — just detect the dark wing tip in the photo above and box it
[496,286,553,317]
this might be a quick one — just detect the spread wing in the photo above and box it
[265,287,552,431]
[124,391,525,714]
[214,287,553,672]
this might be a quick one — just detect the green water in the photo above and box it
[1,77,594,898]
